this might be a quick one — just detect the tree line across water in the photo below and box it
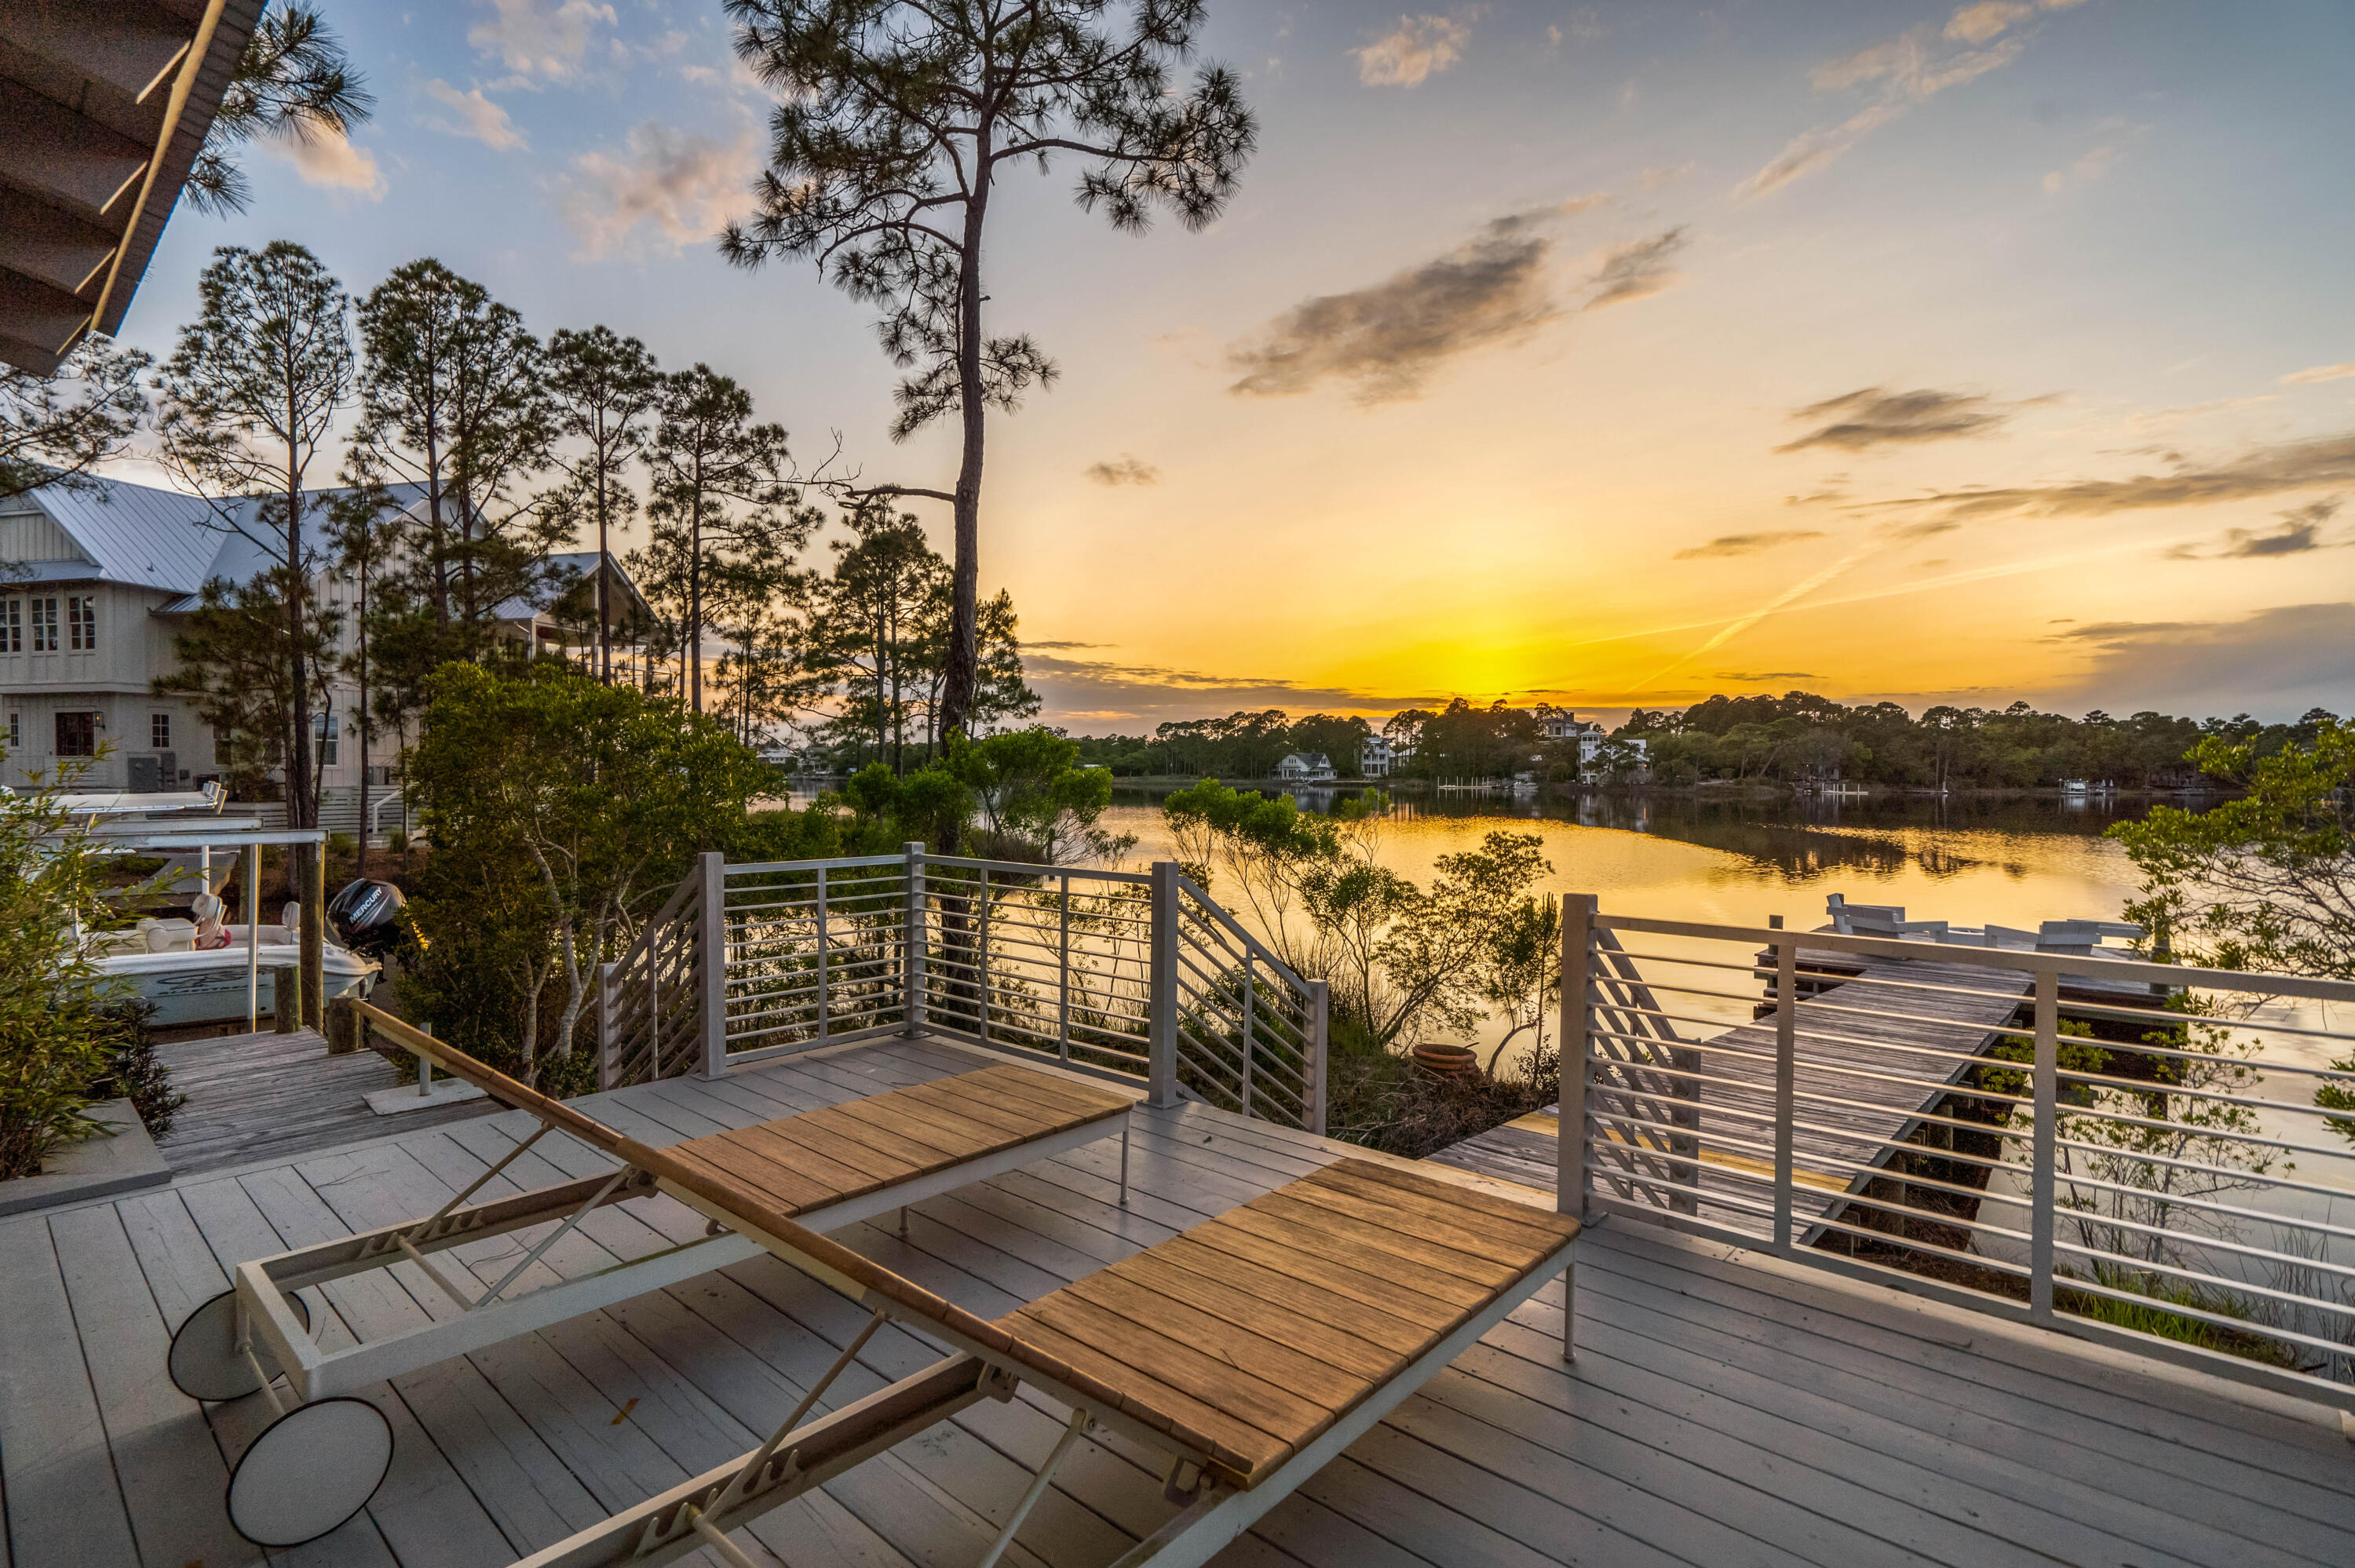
[1063,692,2346,790]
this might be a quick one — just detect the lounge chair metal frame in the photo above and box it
[170,1003,1137,1547]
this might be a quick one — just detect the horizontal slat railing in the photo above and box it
[1559,893,2355,1412]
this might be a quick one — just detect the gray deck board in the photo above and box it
[4,1032,2351,1566]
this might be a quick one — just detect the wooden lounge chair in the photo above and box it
[512,1136,1580,1568]
[168,1004,1137,1548]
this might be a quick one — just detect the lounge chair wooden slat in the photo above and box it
[1171,1220,1475,1326]
[1065,1264,1403,1389]
[788,1101,972,1169]
[735,1110,933,1186]
[991,1311,1284,1476]
[1302,1161,1575,1249]
[1315,1155,1580,1235]
[714,1120,896,1198]
[888,1079,1062,1137]
[1107,1248,1423,1370]
[826,1092,1012,1158]
[962,1063,1132,1120]
[1010,1288,1331,1452]
[936,1073,1117,1130]
[664,1135,845,1215]
[1275,1179,1566,1270]
[1198,1204,1499,1309]
[1245,1191,1526,1287]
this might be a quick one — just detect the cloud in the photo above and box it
[2042,123,2140,195]
[2123,395,2279,433]
[1776,387,2017,453]
[1742,5,2057,199]
[1084,456,1159,487]
[1225,199,1606,403]
[2282,363,2355,385]
[1945,2,2033,43]
[559,122,759,260]
[1673,530,1825,560]
[1879,518,1961,542]
[1353,13,1473,87]
[1637,162,1696,190]
[1583,227,1689,309]
[418,79,527,151]
[1021,651,1425,726]
[2054,602,2355,715]
[1713,670,1820,681]
[1875,428,2355,522]
[469,0,616,82]
[260,129,385,199]
[2164,498,2344,560]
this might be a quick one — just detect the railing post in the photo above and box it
[978,867,992,1045]
[1240,951,1256,1121]
[815,866,830,1048]
[1148,862,1180,1107]
[1057,872,1073,1063]
[700,850,726,1079]
[596,961,619,1090]
[903,841,926,1035]
[1560,893,1597,1364]
[2029,966,2060,1324]
[1305,979,1329,1137]
[1773,914,1797,1252]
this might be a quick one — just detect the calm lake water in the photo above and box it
[1100,787,2152,936]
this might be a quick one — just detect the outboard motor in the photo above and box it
[327,878,408,958]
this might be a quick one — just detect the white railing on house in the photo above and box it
[1556,894,2355,1411]
[597,848,1328,1135]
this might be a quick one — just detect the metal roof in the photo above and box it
[31,474,225,592]
[0,0,268,373]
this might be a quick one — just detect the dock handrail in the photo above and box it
[1559,893,2355,1413]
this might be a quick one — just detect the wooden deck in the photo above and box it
[1437,950,2029,1240]
[152,1028,498,1177]
[5,1033,2353,1567]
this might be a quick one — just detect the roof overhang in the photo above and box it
[0,0,266,373]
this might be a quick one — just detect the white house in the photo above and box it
[1360,734,1395,777]
[1539,708,1648,780]
[1275,751,1337,782]
[1,475,647,826]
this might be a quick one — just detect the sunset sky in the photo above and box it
[109,0,2355,728]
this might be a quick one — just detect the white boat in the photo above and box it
[86,914,381,1027]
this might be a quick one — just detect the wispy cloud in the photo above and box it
[1084,456,1159,487]
[2053,602,2355,713]
[260,129,385,199]
[1776,387,2021,453]
[2282,363,2355,385]
[1353,13,1474,87]
[1022,651,1426,725]
[1713,669,1821,682]
[418,78,527,151]
[1871,428,2355,521]
[1583,228,1689,309]
[1741,1,2080,199]
[1673,530,1825,560]
[1225,197,1608,404]
[2164,498,2344,560]
[558,122,758,261]
[469,0,616,82]
[2043,122,2141,196]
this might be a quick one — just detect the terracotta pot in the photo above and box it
[1411,1042,1478,1076]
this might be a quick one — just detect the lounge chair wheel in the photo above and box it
[226,1395,393,1546]
[168,1288,312,1402]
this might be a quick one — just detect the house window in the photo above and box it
[29,597,58,652]
[0,599,18,652]
[67,595,96,651]
[56,711,95,757]
[151,712,171,749]
[314,711,338,766]
[5,713,17,749]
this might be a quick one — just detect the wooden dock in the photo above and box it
[5,1032,2350,1566]
[153,1029,497,1178]
[1433,950,2031,1241]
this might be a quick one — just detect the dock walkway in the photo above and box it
[5,1032,2351,1566]
[1433,950,2030,1239]
[153,1029,496,1178]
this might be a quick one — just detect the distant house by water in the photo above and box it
[1539,706,1648,781]
[1360,735,1396,777]
[1276,752,1338,782]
